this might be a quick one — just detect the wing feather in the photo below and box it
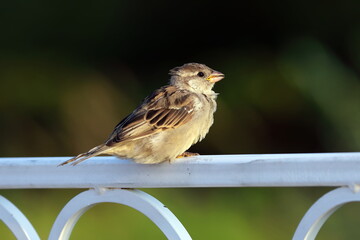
[106,86,195,146]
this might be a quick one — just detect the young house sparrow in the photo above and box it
[59,63,224,166]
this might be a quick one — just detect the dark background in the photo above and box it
[1,0,360,239]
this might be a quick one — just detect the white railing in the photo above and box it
[1,153,360,239]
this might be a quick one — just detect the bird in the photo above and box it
[58,63,224,166]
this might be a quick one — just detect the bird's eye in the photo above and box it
[197,72,205,77]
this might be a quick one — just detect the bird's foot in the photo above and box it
[176,152,200,158]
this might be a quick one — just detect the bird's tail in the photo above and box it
[58,144,108,166]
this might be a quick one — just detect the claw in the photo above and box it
[176,152,200,158]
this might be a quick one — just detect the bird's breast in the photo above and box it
[191,94,217,142]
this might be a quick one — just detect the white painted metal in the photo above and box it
[0,195,40,240]
[48,188,191,240]
[0,152,360,188]
[1,153,360,239]
[293,187,360,240]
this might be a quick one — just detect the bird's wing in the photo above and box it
[106,86,195,146]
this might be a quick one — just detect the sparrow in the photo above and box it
[59,63,224,166]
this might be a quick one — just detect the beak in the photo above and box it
[206,71,225,83]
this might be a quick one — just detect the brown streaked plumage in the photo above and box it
[59,63,224,166]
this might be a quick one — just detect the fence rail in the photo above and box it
[1,153,360,239]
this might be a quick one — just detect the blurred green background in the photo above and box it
[1,0,360,239]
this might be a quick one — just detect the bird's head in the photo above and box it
[169,63,224,94]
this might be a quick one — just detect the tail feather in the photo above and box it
[58,144,108,166]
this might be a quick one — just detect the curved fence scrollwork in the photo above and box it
[1,188,191,240]
[0,195,40,240]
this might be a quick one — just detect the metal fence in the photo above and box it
[1,153,360,239]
